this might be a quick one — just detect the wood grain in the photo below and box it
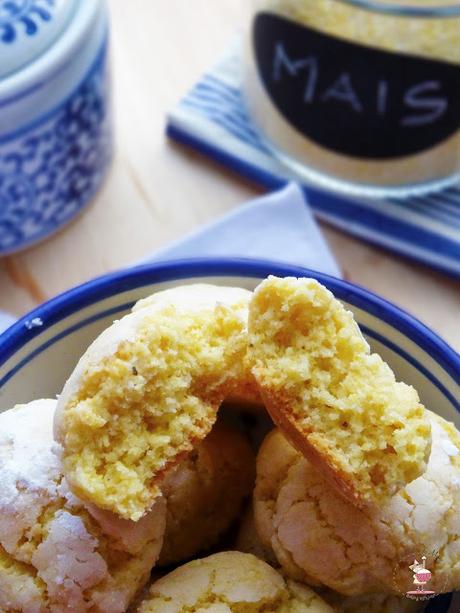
[0,0,458,352]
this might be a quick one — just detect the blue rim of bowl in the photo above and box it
[0,258,459,409]
[0,257,457,610]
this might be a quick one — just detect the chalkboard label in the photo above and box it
[253,12,460,159]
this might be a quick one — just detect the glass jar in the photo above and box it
[244,1,460,197]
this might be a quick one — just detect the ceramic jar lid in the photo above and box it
[0,0,77,79]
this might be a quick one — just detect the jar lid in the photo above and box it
[0,0,78,80]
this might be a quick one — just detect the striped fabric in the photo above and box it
[167,40,460,279]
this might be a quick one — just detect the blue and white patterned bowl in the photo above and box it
[0,258,458,611]
[0,0,112,254]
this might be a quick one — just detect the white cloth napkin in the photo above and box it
[141,183,341,277]
[0,183,340,335]
[0,311,15,335]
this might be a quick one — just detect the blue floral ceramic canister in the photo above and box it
[0,0,112,254]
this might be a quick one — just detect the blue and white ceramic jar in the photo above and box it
[0,0,112,254]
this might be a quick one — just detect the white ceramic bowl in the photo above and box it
[0,258,458,611]
[0,0,112,254]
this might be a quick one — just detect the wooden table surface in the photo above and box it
[0,0,459,351]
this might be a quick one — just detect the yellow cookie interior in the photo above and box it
[59,302,248,521]
[249,276,431,506]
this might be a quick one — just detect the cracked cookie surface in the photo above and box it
[248,276,431,508]
[254,412,460,596]
[0,399,166,613]
[136,551,333,612]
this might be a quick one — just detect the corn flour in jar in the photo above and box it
[244,0,460,196]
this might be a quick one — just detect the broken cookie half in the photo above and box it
[248,275,431,508]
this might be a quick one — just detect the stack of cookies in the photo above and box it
[0,277,458,612]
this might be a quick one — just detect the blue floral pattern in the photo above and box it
[0,0,55,43]
[0,42,112,253]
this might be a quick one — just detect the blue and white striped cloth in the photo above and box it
[167,39,460,279]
